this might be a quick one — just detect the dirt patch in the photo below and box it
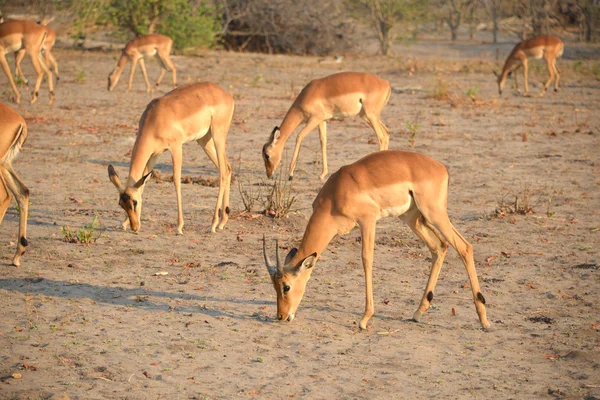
[0,37,599,399]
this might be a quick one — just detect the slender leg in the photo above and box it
[47,50,59,80]
[159,53,177,88]
[154,55,167,89]
[317,121,328,181]
[522,59,529,96]
[512,65,521,94]
[400,209,448,322]
[127,58,140,92]
[288,118,321,180]
[361,112,390,150]
[209,128,232,232]
[14,49,28,84]
[541,57,556,96]
[0,53,21,103]
[138,58,152,93]
[553,60,560,92]
[170,145,184,235]
[1,166,29,267]
[425,211,490,329]
[28,49,54,104]
[358,218,377,329]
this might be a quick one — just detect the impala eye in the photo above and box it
[133,200,138,210]
[283,284,291,293]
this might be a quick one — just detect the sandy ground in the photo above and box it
[0,37,599,400]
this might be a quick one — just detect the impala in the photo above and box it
[262,72,391,181]
[0,19,54,104]
[263,150,490,330]
[108,34,177,93]
[0,102,30,266]
[15,17,59,83]
[108,82,233,235]
[495,35,564,96]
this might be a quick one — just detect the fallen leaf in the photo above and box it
[152,272,169,276]
[451,308,456,316]
[12,373,22,379]
[543,354,559,360]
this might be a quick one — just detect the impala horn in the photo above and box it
[263,234,278,277]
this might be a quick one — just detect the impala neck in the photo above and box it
[274,107,304,150]
[126,135,153,187]
[112,54,128,78]
[292,206,338,265]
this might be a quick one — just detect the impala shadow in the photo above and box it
[0,277,272,321]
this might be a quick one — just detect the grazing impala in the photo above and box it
[108,82,233,234]
[263,150,490,330]
[262,72,391,181]
[0,19,54,104]
[0,102,30,266]
[15,18,59,83]
[108,34,177,93]
[495,35,564,96]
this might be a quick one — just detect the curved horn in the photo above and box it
[263,234,277,277]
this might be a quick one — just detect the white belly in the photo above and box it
[4,42,22,54]
[187,127,210,142]
[376,198,412,220]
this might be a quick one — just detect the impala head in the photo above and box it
[262,126,282,178]
[107,71,118,91]
[107,165,152,232]
[263,236,317,322]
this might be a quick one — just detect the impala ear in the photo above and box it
[108,165,123,190]
[287,252,317,276]
[284,247,298,265]
[134,171,153,189]
[270,126,281,144]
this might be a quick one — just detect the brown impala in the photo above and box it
[262,72,391,181]
[108,34,177,93]
[495,35,564,96]
[108,83,233,235]
[0,102,30,266]
[264,150,490,330]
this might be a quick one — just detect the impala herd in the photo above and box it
[0,14,568,330]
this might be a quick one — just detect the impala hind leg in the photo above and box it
[158,53,177,88]
[1,166,29,267]
[360,112,390,150]
[137,58,152,93]
[200,131,232,232]
[541,56,556,96]
[317,121,328,180]
[29,50,54,104]
[553,61,560,92]
[426,212,490,329]
[400,209,448,322]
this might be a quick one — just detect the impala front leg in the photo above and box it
[171,145,185,234]
[359,219,376,329]
[289,118,320,180]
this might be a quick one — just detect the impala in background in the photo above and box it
[107,34,177,93]
[495,35,564,97]
[262,72,391,181]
